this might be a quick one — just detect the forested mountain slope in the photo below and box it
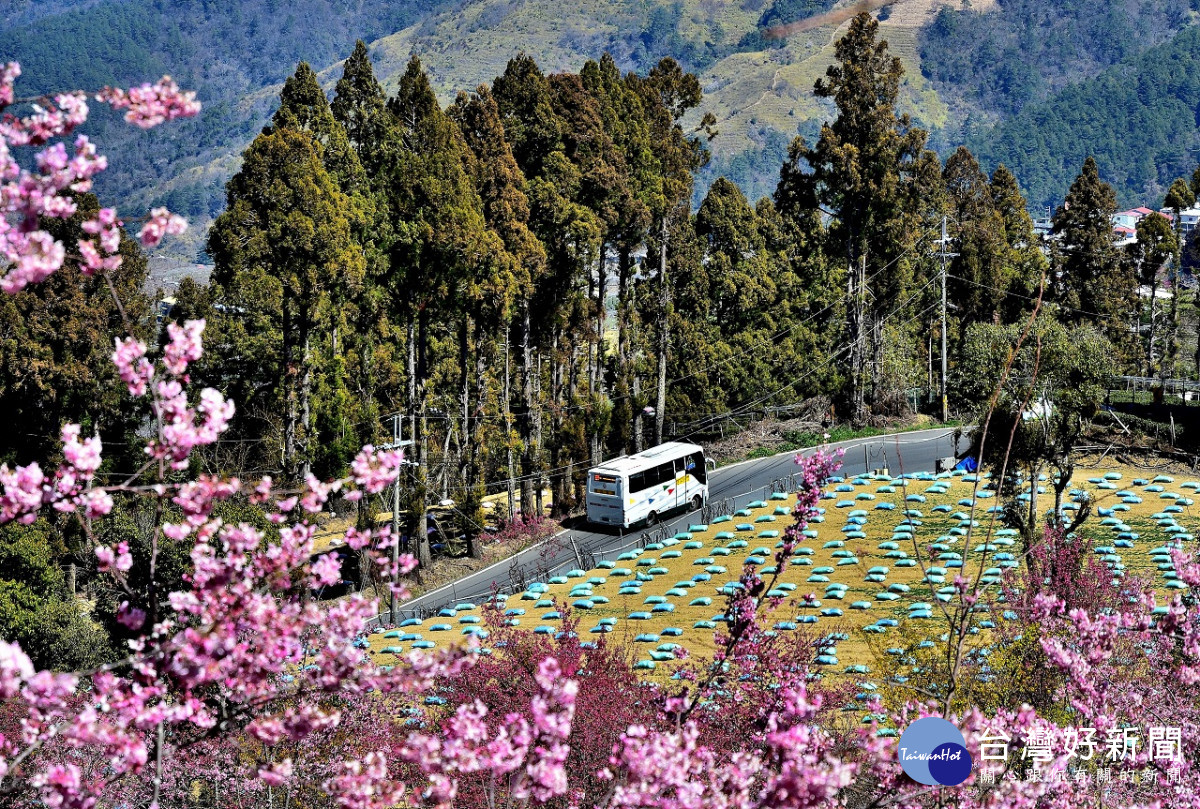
[971,24,1200,212]
[4,0,1200,263]
[0,0,456,256]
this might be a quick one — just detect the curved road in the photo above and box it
[389,427,964,621]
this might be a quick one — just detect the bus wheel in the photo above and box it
[646,511,659,526]
[690,495,703,512]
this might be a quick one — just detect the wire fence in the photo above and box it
[363,429,959,627]
[367,479,813,626]
[1106,375,1200,406]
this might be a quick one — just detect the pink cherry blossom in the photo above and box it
[138,207,187,248]
[96,77,201,129]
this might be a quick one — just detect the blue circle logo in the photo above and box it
[897,717,973,785]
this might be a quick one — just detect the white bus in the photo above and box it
[586,442,711,528]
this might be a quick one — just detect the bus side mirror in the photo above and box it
[705,457,716,471]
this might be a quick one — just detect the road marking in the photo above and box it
[714,428,959,477]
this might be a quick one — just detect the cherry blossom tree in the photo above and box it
[4,59,1200,809]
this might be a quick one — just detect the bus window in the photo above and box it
[656,462,673,486]
[630,471,646,493]
[687,452,705,483]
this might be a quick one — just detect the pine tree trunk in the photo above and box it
[1147,288,1158,377]
[617,244,633,455]
[594,246,606,464]
[633,372,644,453]
[871,313,883,413]
[568,342,580,509]
[1163,280,1179,385]
[535,349,545,516]
[1195,298,1200,380]
[360,305,376,445]
[551,330,566,515]
[472,334,488,557]
[460,316,476,558]
[520,303,535,519]
[655,217,668,446]
[849,250,868,424]
[283,298,298,480]
[300,324,312,482]
[617,245,631,369]
[415,309,431,570]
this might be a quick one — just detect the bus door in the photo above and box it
[672,456,686,511]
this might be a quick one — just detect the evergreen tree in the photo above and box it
[269,62,367,196]
[687,178,790,413]
[0,521,112,671]
[580,54,653,457]
[494,54,606,510]
[331,40,389,168]
[331,40,404,470]
[270,61,376,477]
[787,12,930,421]
[661,209,723,424]
[944,147,1008,333]
[449,86,547,520]
[774,138,847,409]
[492,53,564,180]
[1169,175,1198,219]
[756,195,842,402]
[0,193,151,467]
[1051,156,1135,362]
[1131,211,1177,376]
[989,164,1047,322]
[383,56,504,562]
[548,69,625,469]
[207,127,364,481]
[631,57,713,445]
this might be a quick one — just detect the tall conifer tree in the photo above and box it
[1052,156,1135,361]
[786,12,928,421]
[208,127,363,481]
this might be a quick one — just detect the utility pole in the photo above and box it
[503,341,514,520]
[850,252,867,422]
[940,216,949,424]
[381,413,413,623]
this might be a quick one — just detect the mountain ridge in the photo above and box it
[3,0,1197,265]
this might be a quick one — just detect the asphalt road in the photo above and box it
[389,426,965,620]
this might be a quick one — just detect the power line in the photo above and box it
[946,273,1135,326]
[674,297,944,443]
[471,274,948,492]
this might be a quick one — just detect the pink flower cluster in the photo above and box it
[96,77,201,129]
[0,61,198,294]
[398,657,578,809]
[0,423,112,523]
[138,207,187,248]
[112,319,236,470]
[349,445,406,496]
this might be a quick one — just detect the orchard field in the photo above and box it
[370,465,1199,691]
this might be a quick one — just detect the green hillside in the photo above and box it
[0,0,457,256]
[971,23,1200,211]
[7,0,1200,258]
